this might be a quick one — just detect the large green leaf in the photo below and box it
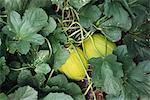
[47,74,85,100]
[4,8,48,54]
[42,16,57,36]
[47,74,68,87]
[123,34,150,60]
[8,86,38,100]
[70,0,91,10]
[127,61,150,95]
[49,28,67,54]
[104,1,131,31]
[33,50,50,65]
[65,83,83,97]
[130,4,148,31]
[17,70,33,86]
[17,69,46,88]
[89,55,123,95]
[106,84,139,100]
[4,0,28,13]
[43,93,73,100]
[27,0,51,8]
[0,93,8,100]
[53,28,67,44]
[113,45,136,73]
[79,5,101,28]
[100,1,132,42]
[53,47,69,70]
[101,26,122,42]
[117,0,135,18]
[34,63,51,75]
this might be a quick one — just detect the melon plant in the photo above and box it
[0,0,149,100]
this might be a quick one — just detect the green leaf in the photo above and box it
[53,28,67,44]
[47,74,85,100]
[0,0,4,9]
[70,0,91,10]
[34,50,50,65]
[65,83,83,98]
[8,86,38,100]
[22,8,48,33]
[79,5,101,28]
[99,1,132,42]
[106,84,139,100]
[8,70,19,81]
[4,0,28,13]
[89,58,103,88]
[130,4,148,31]
[89,55,123,95]
[28,0,51,8]
[101,61,122,95]
[17,41,31,54]
[117,0,135,18]
[42,17,57,36]
[101,26,122,42]
[47,74,68,87]
[49,35,61,54]
[34,73,46,87]
[123,34,138,58]
[101,16,132,31]
[113,45,128,59]
[17,70,33,86]
[101,1,132,42]
[113,45,136,72]
[43,93,73,100]
[34,63,51,74]
[104,1,131,31]
[17,70,46,87]
[5,8,48,54]
[25,34,45,45]
[0,57,10,85]
[0,93,8,100]
[53,47,69,70]
[104,55,123,78]
[127,61,150,95]
[123,34,150,60]
[137,47,150,61]
[48,28,67,54]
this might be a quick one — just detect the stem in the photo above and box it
[63,21,75,31]
[84,83,92,95]
[62,20,74,23]
[45,69,55,85]
[71,7,80,21]
[68,29,80,37]
[7,85,19,94]
[96,16,107,26]
[10,67,33,71]
[0,20,7,24]
[91,86,97,100]
[45,38,52,58]
[49,69,54,78]
[0,15,7,17]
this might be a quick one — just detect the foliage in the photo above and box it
[0,0,149,100]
